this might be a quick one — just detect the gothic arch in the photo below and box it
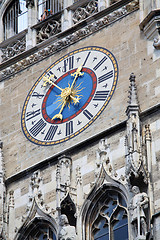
[60,193,76,227]
[79,165,130,240]
[14,198,57,240]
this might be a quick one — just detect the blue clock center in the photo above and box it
[42,68,97,123]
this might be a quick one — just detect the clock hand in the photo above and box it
[71,64,84,90]
[52,100,66,120]
[43,75,63,91]
[43,75,79,103]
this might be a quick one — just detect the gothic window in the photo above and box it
[17,219,57,240]
[91,191,128,240]
[28,224,56,240]
[3,0,28,39]
[38,0,63,20]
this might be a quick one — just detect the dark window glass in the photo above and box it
[3,0,28,39]
[92,191,128,240]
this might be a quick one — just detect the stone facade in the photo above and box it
[0,0,160,239]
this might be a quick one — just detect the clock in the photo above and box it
[21,46,118,146]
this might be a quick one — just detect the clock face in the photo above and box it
[21,46,118,146]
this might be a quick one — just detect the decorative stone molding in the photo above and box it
[0,142,6,240]
[0,36,26,63]
[153,37,160,50]
[0,0,139,80]
[37,19,61,43]
[25,170,54,222]
[72,0,98,24]
[96,139,126,184]
[125,73,149,186]
[139,10,160,40]
[56,155,77,219]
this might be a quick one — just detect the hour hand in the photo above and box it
[52,100,66,121]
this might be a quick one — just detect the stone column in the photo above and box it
[61,0,73,31]
[8,190,15,240]
[98,0,107,11]
[26,0,37,50]
[145,125,154,217]
[0,16,4,43]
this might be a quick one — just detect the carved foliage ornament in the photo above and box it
[37,19,61,43]
[73,0,98,24]
[1,37,26,63]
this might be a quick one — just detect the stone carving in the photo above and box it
[153,37,160,50]
[37,19,61,43]
[58,214,77,240]
[130,186,148,238]
[0,142,6,240]
[1,37,26,62]
[26,0,34,8]
[125,73,148,185]
[73,0,98,24]
[0,2,139,79]
[108,7,127,22]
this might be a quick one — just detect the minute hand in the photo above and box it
[71,65,84,90]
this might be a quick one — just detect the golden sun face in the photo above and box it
[55,82,85,109]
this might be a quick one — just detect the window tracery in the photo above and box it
[91,191,128,240]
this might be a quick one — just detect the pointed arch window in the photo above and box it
[91,191,128,240]
[3,0,28,39]
[16,219,57,240]
[28,224,56,240]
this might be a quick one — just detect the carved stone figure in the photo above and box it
[130,186,148,238]
[58,214,77,240]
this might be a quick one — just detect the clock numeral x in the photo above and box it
[93,91,109,101]
[66,121,73,136]
[29,118,46,137]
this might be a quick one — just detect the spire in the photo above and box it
[126,73,139,116]
[125,74,148,187]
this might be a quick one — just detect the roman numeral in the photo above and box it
[44,125,58,141]
[98,70,113,83]
[63,56,74,72]
[66,121,73,136]
[93,91,109,101]
[83,51,91,66]
[26,109,41,121]
[83,109,93,120]
[46,70,57,79]
[93,56,107,71]
[29,119,46,137]
[32,92,44,99]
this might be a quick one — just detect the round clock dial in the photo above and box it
[21,46,118,146]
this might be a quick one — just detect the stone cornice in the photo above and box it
[0,0,138,81]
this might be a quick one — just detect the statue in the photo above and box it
[130,186,148,238]
[58,214,77,240]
